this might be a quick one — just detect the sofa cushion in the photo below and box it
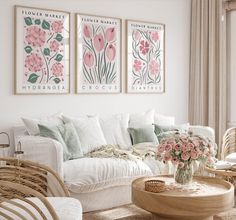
[154,123,189,142]
[22,112,63,136]
[100,113,132,149]
[63,115,107,154]
[128,125,158,145]
[154,113,175,126]
[63,157,152,193]
[38,123,83,161]
[129,109,155,128]
[0,197,82,220]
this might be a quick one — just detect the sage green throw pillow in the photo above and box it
[38,123,83,161]
[154,123,189,142]
[128,125,158,145]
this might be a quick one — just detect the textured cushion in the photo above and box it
[38,123,83,161]
[128,125,158,145]
[154,113,175,126]
[154,123,189,142]
[22,112,63,136]
[63,157,152,193]
[129,109,155,128]
[100,113,132,149]
[189,125,215,142]
[0,197,82,220]
[63,115,107,154]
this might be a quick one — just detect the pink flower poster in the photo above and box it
[126,20,165,93]
[15,6,70,94]
[76,14,121,93]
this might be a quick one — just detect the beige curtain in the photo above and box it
[189,0,227,158]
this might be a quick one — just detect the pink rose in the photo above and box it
[50,40,60,52]
[181,152,190,161]
[190,150,199,160]
[51,21,63,33]
[167,139,176,146]
[94,34,104,52]
[164,152,172,161]
[182,143,188,152]
[151,31,159,42]
[84,52,94,68]
[139,40,149,55]
[187,143,194,150]
[25,26,46,47]
[178,162,185,168]
[149,60,160,76]
[171,158,179,165]
[25,53,43,72]
[157,144,165,153]
[106,27,116,42]
[165,144,172,152]
[106,44,116,61]
[51,63,64,77]
[174,143,182,151]
[192,139,200,147]
[83,24,92,39]
[133,59,142,72]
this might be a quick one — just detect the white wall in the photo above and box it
[227,11,236,127]
[0,0,191,145]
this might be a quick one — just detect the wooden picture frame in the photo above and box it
[126,20,165,93]
[15,6,70,94]
[75,13,121,94]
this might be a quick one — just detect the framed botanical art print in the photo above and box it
[15,6,70,94]
[76,14,121,93]
[126,20,165,93]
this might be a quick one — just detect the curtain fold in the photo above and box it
[189,0,227,158]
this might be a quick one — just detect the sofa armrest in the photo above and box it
[18,136,64,178]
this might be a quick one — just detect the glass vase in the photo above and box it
[175,163,193,185]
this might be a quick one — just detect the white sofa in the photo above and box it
[13,111,215,212]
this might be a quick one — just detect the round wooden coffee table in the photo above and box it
[132,176,234,220]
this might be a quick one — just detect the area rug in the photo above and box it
[83,204,236,220]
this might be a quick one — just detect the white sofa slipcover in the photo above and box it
[13,115,215,212]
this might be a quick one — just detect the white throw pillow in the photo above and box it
[100,113,132,149]
[129,109,155,128]
[154,113,175,126]
[22,112,63,136]
[62,115,107,154]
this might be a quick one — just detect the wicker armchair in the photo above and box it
[221,127,236,160]
[0,157,82,220]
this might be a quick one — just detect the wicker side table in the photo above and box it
[205,166,236,187]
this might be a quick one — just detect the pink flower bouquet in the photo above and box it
[157,132,215,184]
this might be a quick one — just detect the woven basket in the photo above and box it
[145,179,166,193]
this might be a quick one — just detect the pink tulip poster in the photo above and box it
[127,20,165,93]
[76,14,121,93]
[15,6,70,94]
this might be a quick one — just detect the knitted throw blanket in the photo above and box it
[85,145,156,161]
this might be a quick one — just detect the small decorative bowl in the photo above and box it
[145,179,166,193]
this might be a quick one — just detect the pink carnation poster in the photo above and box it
[76,14,121,93]
[15,6,70,94]
[126,20,165,93]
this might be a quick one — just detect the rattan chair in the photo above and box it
[221,127,236,160]
[0,157,82,220]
